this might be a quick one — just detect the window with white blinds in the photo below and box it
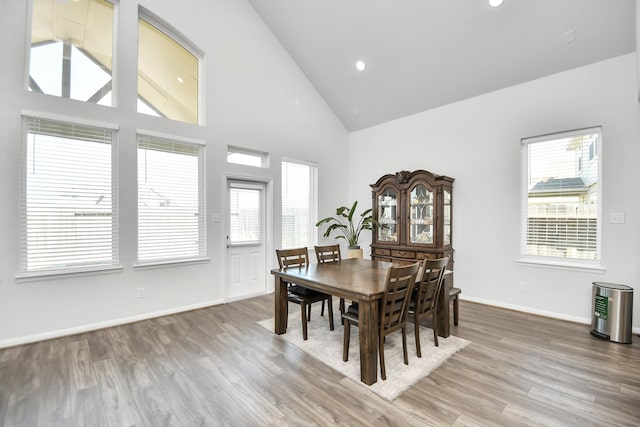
[281,160,317,249]
[21,116,118,273]
[521,127,601,266]
[137,133,205,263]
[229,183,263,245]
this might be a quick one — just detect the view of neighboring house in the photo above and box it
[526,132,599,260]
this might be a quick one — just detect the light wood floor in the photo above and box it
[1,295,639,426]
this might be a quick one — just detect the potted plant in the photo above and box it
[315,201,376,258]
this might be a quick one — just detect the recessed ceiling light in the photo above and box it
[177,76,184,84]
[489,0,504,7]
[355,60,366,71]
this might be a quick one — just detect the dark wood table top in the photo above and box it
[271,258,403,301]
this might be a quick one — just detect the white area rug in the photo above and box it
[257,306,470,402]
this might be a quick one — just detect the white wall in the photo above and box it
[349,54,640,332]
[637,0,640,100]
[0,0,349,346]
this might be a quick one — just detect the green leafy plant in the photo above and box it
[315,201,376,249]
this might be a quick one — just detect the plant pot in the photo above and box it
[347,247,363,259]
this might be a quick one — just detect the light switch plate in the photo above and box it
[610,212,625,224]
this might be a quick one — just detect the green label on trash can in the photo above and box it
[594,295,608,320]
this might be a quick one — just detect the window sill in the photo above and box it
[134,257,210,270]
[16,265,124,283]
[516,258,605,273]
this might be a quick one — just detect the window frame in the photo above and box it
[228,180,265,246]
[281,159,318,250]
[18,111,120,279]
[518,127,604,271]
[137,7,205,125]
[135,130,207,268]
[26,0,117,106]
[18,3,210,280]
[227,145,269,168]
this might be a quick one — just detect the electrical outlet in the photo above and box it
[137,288,145,298]
[565,30,575,43]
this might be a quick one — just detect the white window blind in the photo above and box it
[281,160,316,249]
[521,127,601,264]
[229,183,263,245]
[21,116,117,273]
[137,134,205,263]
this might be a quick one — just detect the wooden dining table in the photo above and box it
[271,257,451,386]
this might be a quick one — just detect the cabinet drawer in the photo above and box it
[391,250,415,259]
[373,248,391,256]
[416,252,436,260]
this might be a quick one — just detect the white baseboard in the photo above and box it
[0,298,225,349]
[3,294,637,349]
[461,295,640,335]
[224,290,269,303]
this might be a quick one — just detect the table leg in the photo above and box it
[437,275,451,338]
[274,276,288,335]
[358,299,378,385]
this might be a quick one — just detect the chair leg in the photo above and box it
[339,298,345,325]
[327,297,334,331]
[321,300,325,317]
[308,304,312,321]
[343,319,350,362]
[432,312,439,347]
[414,315,422,358]
[301,303,308,341]
[453,296,459,326]
[379,332,386,381]
[402,326,409,365]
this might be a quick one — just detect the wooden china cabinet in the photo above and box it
[370,169,455,336]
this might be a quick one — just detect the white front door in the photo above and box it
[226,180,267,300]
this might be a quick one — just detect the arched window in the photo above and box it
[138,10,202,125]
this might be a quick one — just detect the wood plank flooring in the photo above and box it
[1,296,639,426]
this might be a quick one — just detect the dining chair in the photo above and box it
[342,262,420,380]
[314,244,345,319]
[314,244,341,264]
[408,257,449,357]
[276,247,334,340]
[449,286,461,326]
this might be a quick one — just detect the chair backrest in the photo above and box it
[413,257,449,315]
[276,247,309,270]
[379,262,421,331]
[314,244,341,264]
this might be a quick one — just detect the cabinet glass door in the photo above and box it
[444,189,451,245]
[377,188,398,242]
[410,184,433,244]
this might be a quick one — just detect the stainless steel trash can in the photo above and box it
[591,282,633,344]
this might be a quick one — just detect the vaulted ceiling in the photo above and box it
[248,0,637,131]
